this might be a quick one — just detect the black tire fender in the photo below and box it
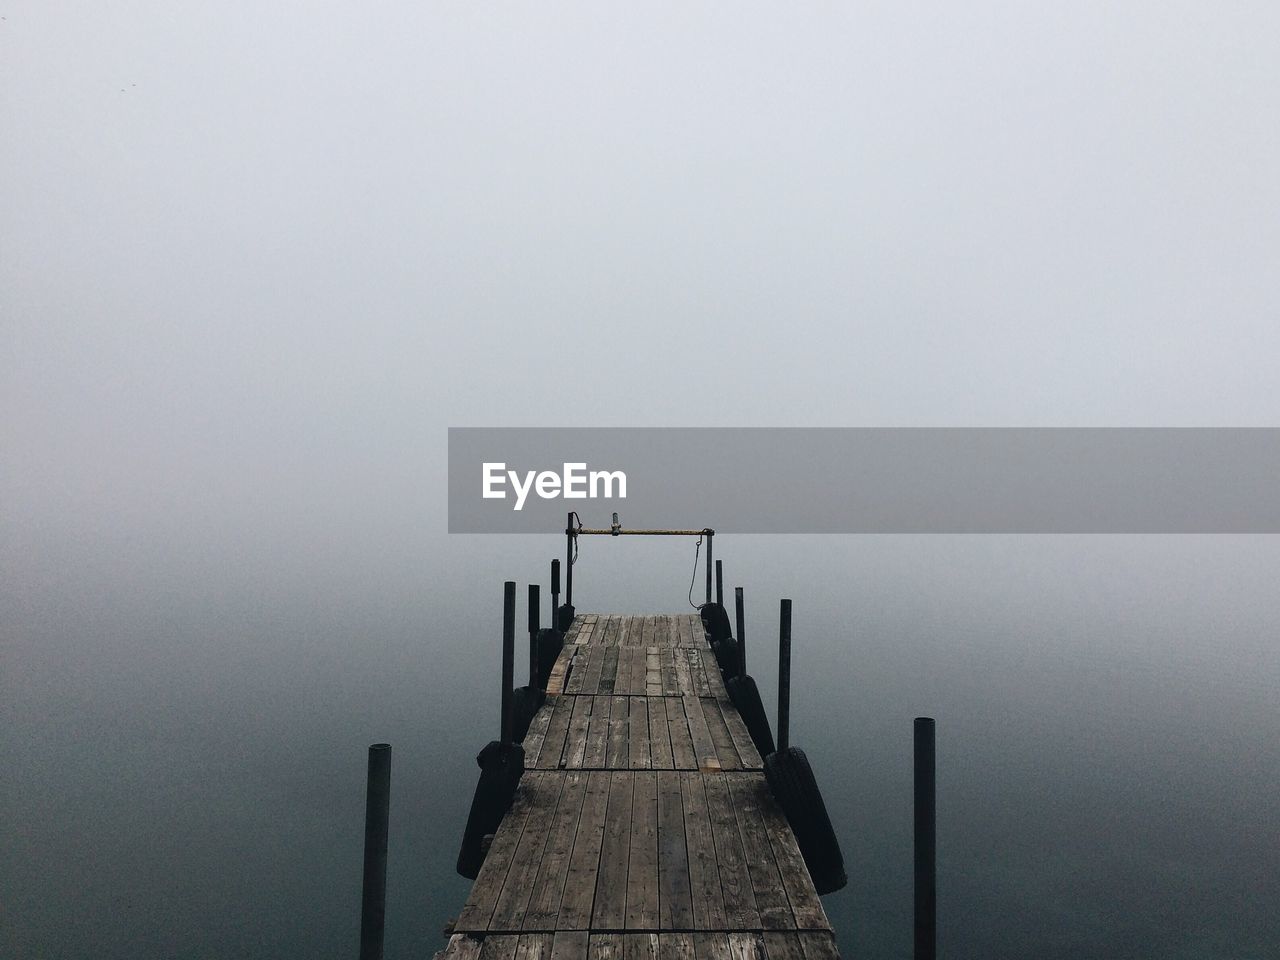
[535,627,563,689]
[699,602,732,644]
[725,674,776,757]
[455,740,525,879]
[763,746,848,895]
[510,685,544,744]
[556,603,576,632]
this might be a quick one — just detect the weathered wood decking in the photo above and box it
[438,614,838,960]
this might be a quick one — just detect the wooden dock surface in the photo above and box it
[438,614,838,960]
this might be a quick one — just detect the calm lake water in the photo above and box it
[4,533,1278,959]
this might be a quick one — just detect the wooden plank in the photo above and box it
[589,934,622,960]
[661,647,680,697]
[760,934,805,960]
[565,645,588,695]
[515,934,555,960]
[646,647,663,697]
[673,648,695,699]
[705,659,730,702]
[455,777,535,930]
[563,696,594,769]
[676,615,690,647]
[438,934,484,960]
[704,773,760,929]
[692,934,731,960]
[606,695,630,768]
[613,637,631,693]
[795,934,838,960]
[524,771,590,930]
[558,771,611,929]
[536,694,575,770]
[523,698,555,766]
[549,646,577,696]
[623,934,659,960]
[581,644,607,696]
[598,647,620,695]
[551,932,590,960]
[727,934,765,960]
[754,777,829,930]
[641,616,656,650]
[603,615,621,647]
[653,615,669,648]
[656,770,694,930]
[481,935,521,960]
[693,614,706,647]
[631,646,649,695]
[629,696,651,770]
[583,694,611,769]
[687,648,713,698]
[614,645,631,694]
[702,698,742,771]
[717,699,763,770]
[658,933,695,960]
[682,695,720,772]
[693,615,710,648]
[666,697,697,770]
[726,775,794,930]
[491,772,568,929]
[680,771,727,930]
[592,772,634,928]
[647,698,674,769]
[625,771,660,929]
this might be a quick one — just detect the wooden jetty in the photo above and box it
[436,612,840,960]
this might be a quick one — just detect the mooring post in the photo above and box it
[734,586,746,677]
[705,531,714,605]
[565,513,574,608]
[359,743,391,960]
[715,559,724,607]
[551,559,560,623]
[914,717,937,960]
[777,598,792,751]
[501,581,516,745]
[527,584,540,687]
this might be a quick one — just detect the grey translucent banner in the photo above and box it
[447,428,1280,533]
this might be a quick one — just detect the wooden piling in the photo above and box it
[734,586,746,676]
[914,717,936,960]
[359,744,391,960]
[704,533,714,605]
[501,582,515,745]
[777,599,792,752]
[528,584,540,686]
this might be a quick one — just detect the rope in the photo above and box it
[568,512,581,566]
[686,533,703,609]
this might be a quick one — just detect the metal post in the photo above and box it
[359,743,391,960]
[565,513,574,607]
[777,599,792,752]
[551,559,560,622]
[527,584,540,686]
[705,532,714,606]
[914,718,937,960]
[715,559,724,608]
[734,586,746,677]
[501,581,515,745]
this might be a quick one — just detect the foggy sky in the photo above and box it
[5,5,1280,552]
